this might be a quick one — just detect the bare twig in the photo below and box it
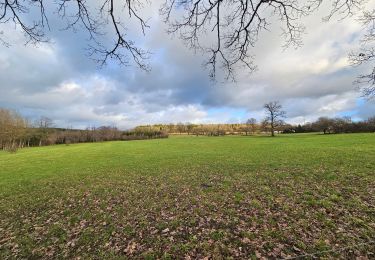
[0,0,150,69]
[160,0,366,81]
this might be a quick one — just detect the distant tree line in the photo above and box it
[135,123,254,136]
[2,108,374,152]
[0,108,168,152]
[282,116,375,134]
[136,101,374,137]
[137,116,375,137]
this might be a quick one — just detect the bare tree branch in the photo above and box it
[0,0,372,84]
[0,0,47,44]
[349,8,375,98]
[88,0,150,70]
[160,0,372,81]
[0,0,150,69]
[324,0,363,21]
[160,0,360,81]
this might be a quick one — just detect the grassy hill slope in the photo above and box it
[0,134,374,258]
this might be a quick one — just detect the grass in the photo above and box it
[0,133,374,258]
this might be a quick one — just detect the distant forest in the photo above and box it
[0,108,168,152]
[1,108,374,152]
[136,116,375,136]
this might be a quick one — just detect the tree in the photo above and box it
[0,108,28,151]
[263,101,286,137]
[247,118,257,135]
[176,122,185,134]
[313,117,334,134]
[368,116,375,132]
[260,118,270,134]
[36,116,54,146]
[0,0,372,90]
[242,121,250,136]
[243,118,257,135]
[37,116,54,129]
[186,123,195,135]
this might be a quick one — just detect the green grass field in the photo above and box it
[0,133,374,259]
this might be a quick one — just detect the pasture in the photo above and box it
[0,133,374,258]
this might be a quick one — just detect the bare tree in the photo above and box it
[176,122,185,134]
[243,118,257,135]
[37,116,54,129]
[247,118,257,135]
[0,108,28,151]
[263,101,286,137]
[36,116,54,146]
[185,123,195,135]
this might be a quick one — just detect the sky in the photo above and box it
[0,1,374,129]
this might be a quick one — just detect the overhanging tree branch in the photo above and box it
[0,0,372,90]
[0,0,150,69]
[349,8,375,98]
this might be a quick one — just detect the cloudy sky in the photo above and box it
[0,1,374,129]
